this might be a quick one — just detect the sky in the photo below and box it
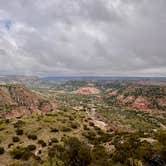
[0,0,166,77]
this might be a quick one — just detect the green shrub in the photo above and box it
[0,146,5,154]
[5,119,10,123]
[12,136,20,142]
[27,145,36,151]
[63,137,91,166]
[50,128,59,133]
[13,120,24,128]
[69,116,75,121]
[38,140,47,147]
[8,143,14,148]
[10,146,32,160]
[83,124,90,130]
[82,130,97,143]
[89,122,95,127]
[49,138,59,145]
[46,137,92,166]
[94,126,101,131]
[27,134,37,140]
[15,129,24,135]
[61,126,72,132]
[92,145,108,159]
[112,135,155,164]
[38,99,49,109]
[51,138,59,143]
[127,158,143,166]
[91,145,111,166]
[70,122,80,129]
[97,133,112,143]
[156,130,166,146]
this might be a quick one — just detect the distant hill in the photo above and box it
[0,75,49,88]
[42,76,166,83]
[42,77,166,89]
[0,75,166,87]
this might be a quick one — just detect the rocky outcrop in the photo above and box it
[74,87,100,95]
[132,97,150,110]
[0,84,57,118]
[106,84,166,112]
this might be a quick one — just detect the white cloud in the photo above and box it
[0,0,165,76]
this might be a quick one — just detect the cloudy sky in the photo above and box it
[0,0,166,76]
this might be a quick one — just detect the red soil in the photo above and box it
[75,87,100,95]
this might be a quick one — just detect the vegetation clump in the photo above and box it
[27,134,37,140]
[38,99,49,109]
[50,128,59,133]
[10,146,32,160]
[112,133,166,166]
[47,137,91,166]
[50,137,59,143]
[12,136,20,142]
[27,144,36,151]
[0,146,5,155]
[61,126,72,132]
[70,122,80,129]
[15,129,24,135]
[83,124,90,130]
[38,139,47,147]
[13,120,25,128]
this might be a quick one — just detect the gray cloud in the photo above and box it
[0,0,166,76]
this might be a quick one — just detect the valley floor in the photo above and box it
[0,86,166,166]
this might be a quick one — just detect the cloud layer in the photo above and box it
[0,0,166,76]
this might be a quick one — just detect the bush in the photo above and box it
[49,138,59,145]
[94,126,101,131]
[61,126,72,132]
[38,99,49,109]
[10,146,32,160]
[15,129,24,135]
[112,135,156,164]
[0,147,5,154]
[51,138,59,143]
[50,128,59,133]
[91,145,111,166]
[27,134,37,140]
[156,130,166,146]
[63,137,91,166]
[13,120,24,128]
[89,122,95,127]
[34,155,41,161]
[38,140,47,147]
[8,143,14,148]
[5,119,10,123]
[83,124,90,130]
[83,131,97,142]
[69,116,75,121]
[46,137,92,166]
[27,145,36,151]
[97,133,112,143]
[12,136,20,142]
[71,122,80,129]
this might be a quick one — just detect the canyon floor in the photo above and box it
[0,81,165,166]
